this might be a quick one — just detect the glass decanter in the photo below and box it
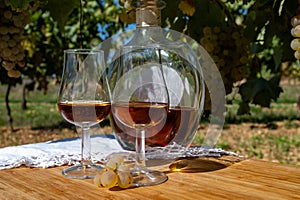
[108,0,205,158]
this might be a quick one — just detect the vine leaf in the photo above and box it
[273,47,283,72]
[239,76,283,113]
[237,101,250,115]
[45,0,80,33]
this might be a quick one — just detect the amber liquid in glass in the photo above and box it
[57,102,111,126]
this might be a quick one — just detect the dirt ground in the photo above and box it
[204,121,300,164]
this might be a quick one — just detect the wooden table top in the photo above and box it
[0,158,299,200]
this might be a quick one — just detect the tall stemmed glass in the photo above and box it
[110,48,169,186]
[57,49,110,179]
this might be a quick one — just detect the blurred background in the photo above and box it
[0,0,299,166]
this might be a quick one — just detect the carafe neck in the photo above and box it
[132,0,166,28]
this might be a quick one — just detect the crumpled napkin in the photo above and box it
[0,134,125,170]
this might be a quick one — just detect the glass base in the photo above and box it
[62,164,103,179]
[131,168,168,187]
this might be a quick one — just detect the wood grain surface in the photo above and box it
[0,158,299,200]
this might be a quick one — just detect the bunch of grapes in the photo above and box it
[200,25,250,94]
[290,12,300,59]
[94,155,133,189]
[0,2,31,78]
[199,25,250,112]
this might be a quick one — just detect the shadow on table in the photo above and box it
[165,155,244,173]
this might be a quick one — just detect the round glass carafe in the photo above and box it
[107,27,205,158]
[97,0,227,165]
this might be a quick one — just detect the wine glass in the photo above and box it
[57,49,110,179]
[110,47,169,186]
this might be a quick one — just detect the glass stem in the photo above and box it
[135,125,146,171]
[81,125,91,165]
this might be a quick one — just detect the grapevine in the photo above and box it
[0,2,33,78]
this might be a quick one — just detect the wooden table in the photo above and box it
[0,158,299,200]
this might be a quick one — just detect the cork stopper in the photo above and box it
[131,0,166,27]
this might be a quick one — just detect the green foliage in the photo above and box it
[161,0,298,114]
[20,0,125,94]
[5,0,35,11]
[44,1,80,32]
[4,0,31,11]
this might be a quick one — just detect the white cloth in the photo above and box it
[0,134,241,170]
[0,134,125,170]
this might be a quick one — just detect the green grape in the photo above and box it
[16,53,24,62]
[106,160,118,170]
[100,169,118,188]
[8,39,16,47]
[203,26,212,36]
[4,10,12,19]
[292,25,300,37]
[94,153,133,189]
[294,25,300,37]
[204,43,214,53]
[2,61,14,70]
[0,41,8,49]
[291,15,300,27]
[291,38,300,50]
[2,48,12,57]
[106,155,124,170]
[117,164,130,172]
[2,35,9,41]
[213,26,221,33]
[200,37,209,45]
[0,26,8,34]
[117,171,133,188]
[294,50,300,60]
[217,59,225,67]
[93,169,105,187]
[7,69,21,78]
